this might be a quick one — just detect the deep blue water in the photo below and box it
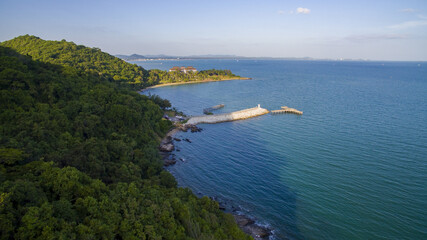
[138,59,427,240]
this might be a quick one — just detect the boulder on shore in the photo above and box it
[190,125,202,133]
[162,136,172,144]
[180,124,202,133]
[233,214,271,240]
[159,143,174,152]
[234,215,255,226]
[243,224,270,240]
[164,159,177,166]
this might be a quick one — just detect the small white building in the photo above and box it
[169,66,197,73]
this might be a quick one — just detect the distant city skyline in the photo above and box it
[1,0,427,61]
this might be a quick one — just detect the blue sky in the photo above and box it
[1,0,427,60]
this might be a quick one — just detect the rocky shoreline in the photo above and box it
[213,196,272,240]
[159,124,202,166]
[234,214,272,240]
[159,124,273,240]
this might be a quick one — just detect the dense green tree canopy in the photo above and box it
[1,35,149,89]
[0,37,251,240]
[1,35,243,90]
[148,69,240,85]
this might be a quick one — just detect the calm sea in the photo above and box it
[138,59,427,240]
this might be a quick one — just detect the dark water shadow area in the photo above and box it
[167,121,305,240]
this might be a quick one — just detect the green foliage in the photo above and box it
[148,94,172,110]
[0,45,165,183]
[0,37,251,240]
[0,148,26,165]
[1,35,149,89]
[0,35,241,90]
[148,68,240,84]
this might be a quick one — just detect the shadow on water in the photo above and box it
[260,145,304,240]
[167,121,305,240]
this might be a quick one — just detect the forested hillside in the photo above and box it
[1,35,244,89]
[1,35,149,89]
[0,37,251,239]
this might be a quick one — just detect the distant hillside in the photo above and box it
[116,54,146,61]
[1,35,149,88]
[117,54,244,60]
[117,53,319,61]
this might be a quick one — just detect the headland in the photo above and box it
[143,77,251,90]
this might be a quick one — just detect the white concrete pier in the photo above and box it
[186,106,269,125]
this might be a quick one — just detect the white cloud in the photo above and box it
[345,34,408,42]
[277,10,284,15]
[388,20,427,29]
[296,7,310,14]
[400,8,416,13]
[388,14,427,29]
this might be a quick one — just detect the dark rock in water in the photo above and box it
[162,136,172,144]
[206,195,273,240]
[190,125,202,133]
[159,143,174,152]
[164,159,177,166]
[243,224,270,240]
[194,126,202,132]
[181,124,203,133]
[233,214,271,240]
[176,149,180,152]
[179,125,189,132]
[231,205,238,212]
[173,137,181,141]
[234,215,255,226]
[184,138,192,143]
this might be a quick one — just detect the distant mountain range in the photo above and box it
[115,54,147,60]
[115,54,250,60]
[116,54,372,62]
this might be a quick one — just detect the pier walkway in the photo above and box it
[270,106,303,115]
[186,105,269,125]
[203,104,225,114]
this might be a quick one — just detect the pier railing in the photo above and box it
[270,106,303,115]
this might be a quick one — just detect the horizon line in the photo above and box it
[117,54,427,63]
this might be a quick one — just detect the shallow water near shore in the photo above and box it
[139,59,427,240]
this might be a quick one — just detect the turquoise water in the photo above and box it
[139,60,427,240]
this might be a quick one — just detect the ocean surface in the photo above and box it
[137,59,427,240]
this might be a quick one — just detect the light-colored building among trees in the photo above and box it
[169,66,197,73]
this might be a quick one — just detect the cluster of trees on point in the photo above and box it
[147,69,240,85]
[0,37,251,240]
